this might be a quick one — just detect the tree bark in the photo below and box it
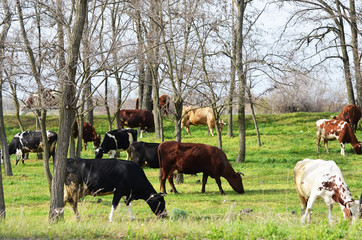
[228,1,236,138]
[236,0,247,163]
[349,0,361,106]
[49,0,88,222]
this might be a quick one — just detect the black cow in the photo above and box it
[130,141,160,168]
[8,131,57,165]
[95,129,137,160]
[64,158,167,221]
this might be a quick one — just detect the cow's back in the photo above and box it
[159,141,227,174]
[294,159,340,198]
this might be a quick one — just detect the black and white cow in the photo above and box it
[64,158,167,221]
[8,131,57,165]
[95,129,137,160]
[130,141,160,168]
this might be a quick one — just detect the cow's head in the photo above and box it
[94,147,103,158]
[228,172,245,194]
[353,142,362,154]
[146,193,167,218]
[218,120,226,132]
[343,200,361,222]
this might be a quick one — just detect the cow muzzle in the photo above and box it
[158,210,167,218]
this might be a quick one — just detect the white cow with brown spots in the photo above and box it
[294,159,360,223]
[316,119,362,156]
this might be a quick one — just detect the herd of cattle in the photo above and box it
[3,101,362,223]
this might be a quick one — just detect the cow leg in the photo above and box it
[109,150,117,158]
[159,170,167,194]
[340,143,345,156]
[327,203,333,223]
[140,130,144,138]
[185,126,191,135]
[215,177,225,195]
[323,140,329,154]
[316,135,321,153]
[122,196,135,220]
[201,173,208,193]
[84,142,87,151]
[109,192,122,222]
[301,193,317,223]
[168,174,179,194]
[297,194,307,216]
[208,126,214,136]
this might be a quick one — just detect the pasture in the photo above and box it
[0,112,361,239]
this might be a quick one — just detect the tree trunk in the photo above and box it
[236,0,247,163]
[174,96,184,184]
[0,0,12,177]
[247,88,261,146]
[135,8,145,110]
[0,83,12,177]
[228,1,236,138]
[49,0,87,222]
[335,1,355,105]
[349,0,361,106]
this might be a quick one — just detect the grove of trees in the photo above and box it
[0,0,360,222]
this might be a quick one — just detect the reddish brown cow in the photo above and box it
[73,122,101,150]
[158,141,244,195]
[333,105,361,133]
[159,95,170,115]
[316,119,362,156]
[135,95,170,115]
[119,109,154,138]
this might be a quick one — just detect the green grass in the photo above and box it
[1,112,361,239]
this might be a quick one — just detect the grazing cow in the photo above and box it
[181,106,226,136]
[158,141,244,195]
[64,158,167,221]
[333,105,361,133]
[316,119,361,156]
[294,159,361,223]
[20,89,60,115]
[130,141,160,168]
[73,122,101,150]
[119,109,154,138]
[95,129,137,160]
[8,131,57,165]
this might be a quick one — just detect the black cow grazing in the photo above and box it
[130,141,160,168]
[8,131,57,165]
[95,129,137,160]
[64,158,167,221]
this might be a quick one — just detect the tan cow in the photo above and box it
[181,106,226,136]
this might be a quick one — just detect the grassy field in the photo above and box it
[0,112,361,239]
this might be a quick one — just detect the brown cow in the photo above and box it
[158,141,245,195]
[159,95,170,115]
[119,109,154,138]
[333,105,361,133]
[316,119,362,156]
[181,106,226,136]
[73,122,101,150]
[135,95,170,115]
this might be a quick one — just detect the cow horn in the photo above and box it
[237,172,244,176]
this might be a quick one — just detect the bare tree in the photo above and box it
[0,0,12,219]
[280,0,360,105]
[16,0,52,191]
[49,0,88,222]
